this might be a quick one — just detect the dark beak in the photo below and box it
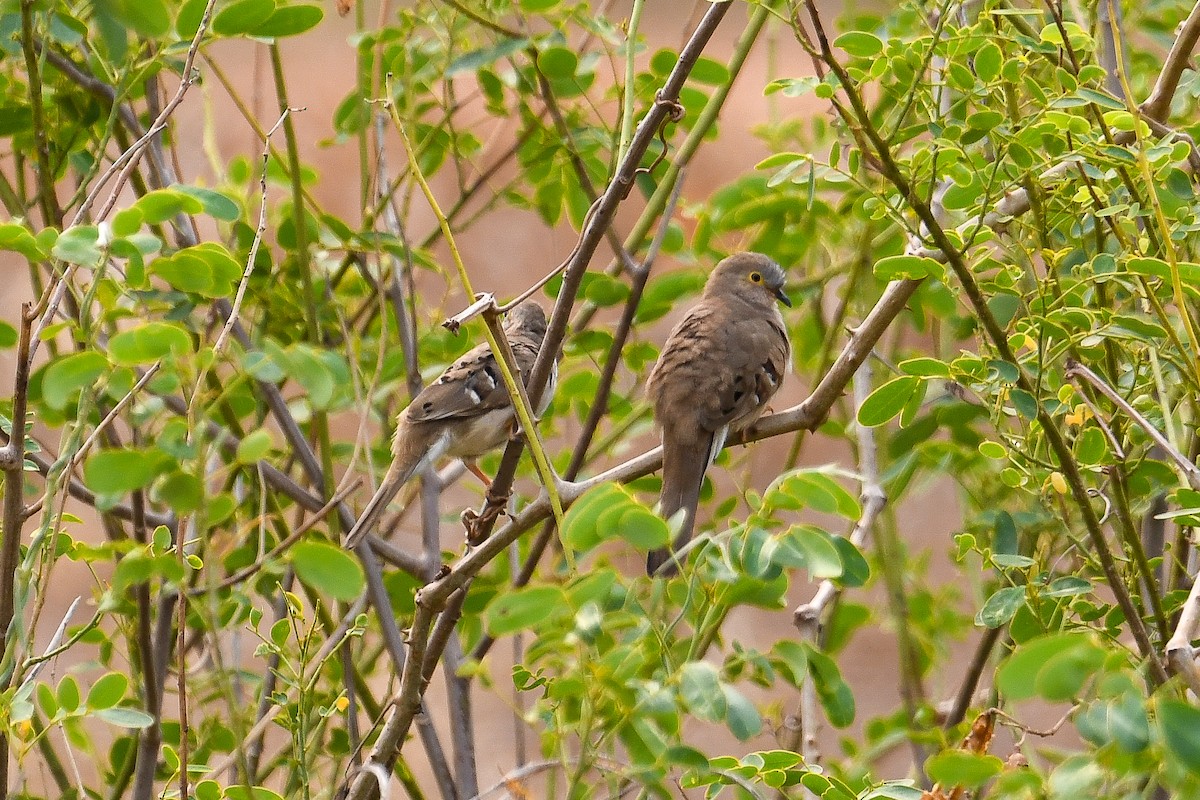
[774,286,792,307]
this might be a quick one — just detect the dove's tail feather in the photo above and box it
[647,427,722,577]
[344,425,444,549]
[343,457,418,550]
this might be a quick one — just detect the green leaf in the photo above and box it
[721,684,762,741]
[974,42,1002,82]
[52,226,103,265]
[151,244,242,298]
[1076,87,1125,110]
[767,471,858,516]
[1125,257,1200,288]
[111,0,170,38]
[789,472,860,518]
[537,47,577,79]
[562,483,626,552]
[150,252,213,294]
[156,471,204,514]
[763,78,819,97]
[1107,693,1150,752]
[832,537,869,587]
[108,322,192,365]
[996,632,1104,701]
[858,376,922,427]
[834,31,883,57]
[614,507,670,550]
[925,751,1003,789]
[252,4,324,37]
[1159,700,1200,775]
[173,184,240,221]
[1035,640,1106,700]
[978,440,1006,459]
[447,37,531,76]
[582,273,630,307]
[133,189,204,224]
[95,706,155,729]
[43,352,108,410]
[279,344,335,408]
[975,586,1025,628]
[665,745,709,769]
[678,661,726,722]
[225,788,286,800]
[620,717,668,768]
[772,525,843,578]
[113,553,185,592]
[861,783,924,800]
[824,602,870,654]
[993,511,1017,554]
[112,207,143,237]
[899,357,950,377]
[0,221,48,260]
[1042,576,1091,597]
[236,430,274,464]
[772,640,808,686]
[291,541,364,602]
[1009,388,1038,420]
[57,676,81,714]
[690,56,730,85]
[37,682,57,718]
[84,449,171,494]
[87,673,129,711]
[176,0,208,37]
[804,644,855,727]
[0,322,17,349]
[213,0,276,36]
[485,585,569,635]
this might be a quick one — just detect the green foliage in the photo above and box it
[291,541,365,603]
[3,0,1200,797]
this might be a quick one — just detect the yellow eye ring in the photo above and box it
[749,271,762,283]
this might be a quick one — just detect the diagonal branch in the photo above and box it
[455,0,736,547]
[1140,1,1200,121]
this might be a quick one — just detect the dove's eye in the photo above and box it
[749,272,763,283]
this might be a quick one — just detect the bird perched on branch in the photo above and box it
[343,303,553,549]
[646,252,792,576]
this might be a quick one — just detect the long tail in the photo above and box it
[343,452,422,549]
[647,429,715,576]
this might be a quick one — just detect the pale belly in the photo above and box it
[444,407,516,459]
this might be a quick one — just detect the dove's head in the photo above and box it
[504,302,549,338]
[705,252,791,309]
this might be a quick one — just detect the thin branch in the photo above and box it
[18,0,64,227]
[944,626,1003,729]
[189,480,361,595]
[208,110,287,361]
[785,360,888,764]
[0,306,35,795]
[469,170,687,654]
[386,86,568,541]
[203,594,371,781]
[1065,359,1200,490]
[29,0,220,364]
